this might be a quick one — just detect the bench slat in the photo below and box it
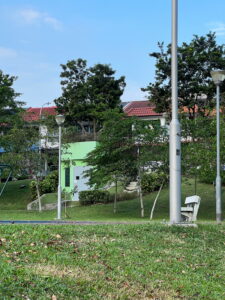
[181,207,193,212]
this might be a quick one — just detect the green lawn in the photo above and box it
[0,223,224,299]
[0,177,221,222]
[0,179,32,210]
[0,179,224,299]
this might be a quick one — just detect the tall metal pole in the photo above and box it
[169,0,181,224]
[57,125,62,220]
[216,84,222,223]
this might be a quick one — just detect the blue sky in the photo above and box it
[0,0,225,107]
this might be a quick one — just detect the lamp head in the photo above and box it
[210,70,225,85]
[55,114,65,126]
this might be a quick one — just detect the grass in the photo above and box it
[41,193,57,204]
[0,179,31,210]
[0,179,224,299]
[0,223,225,299]
[0,177,221,222]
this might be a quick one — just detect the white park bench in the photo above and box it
[181,195,201,222]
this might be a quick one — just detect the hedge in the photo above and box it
[79,190,110,206]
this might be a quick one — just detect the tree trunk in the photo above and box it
[114,180,117,214]
[150,181,164,220]
[34,176,42,212]
[138,176,144,218]
[137,146,144,218]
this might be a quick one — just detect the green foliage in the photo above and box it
[30,171,58,200]
[79,190,110,206]
[143,32,225,117]
[54,58,126,135]
[0,124,41,177]
[181,116,225,185]
[141,171,168,194]
[0,70,24,127]
[85,110,167,188]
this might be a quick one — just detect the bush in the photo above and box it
[30,171,58,200]
[79,190,110,206]
[40,171,58,194]
[141,171,168,194]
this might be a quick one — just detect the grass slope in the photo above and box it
[0,179,32,210]
[0,223,224,299]
[0,178,221,222]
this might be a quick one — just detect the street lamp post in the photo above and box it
[55,114,65,220]
[39,102,51,119]
[211,70,225,223]
[170,0,181,224]
[39,102,51,174]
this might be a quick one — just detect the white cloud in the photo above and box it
[18,9,62,31]
[0,47,17,58]
[19,9,41,23]
[208,22,225,36]
[43,16,62,31]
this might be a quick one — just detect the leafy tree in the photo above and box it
[143,32,225,118]
[181,116,225,192]
[0,116,57,211]
[84,110,166,217]
[0,70,24,136]
[54,59,126,138]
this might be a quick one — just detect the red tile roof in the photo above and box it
[24,101,161,122]
[124,101,162,117]
[24,106,57,122]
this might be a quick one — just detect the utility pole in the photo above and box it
[169,0,181,224]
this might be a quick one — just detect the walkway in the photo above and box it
[0,220,150,225]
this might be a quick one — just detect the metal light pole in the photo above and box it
[39,102,51,174]
[55,114,65,220]
[39,102,51,119]
[211,70,225,223]
[169,0,181,224]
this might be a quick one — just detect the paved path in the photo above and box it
[0,220,150,225]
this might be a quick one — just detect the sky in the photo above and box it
[0,0,225,108]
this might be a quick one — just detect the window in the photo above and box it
[65,167,70,187]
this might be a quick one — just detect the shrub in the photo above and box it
[40,171,58,194]
[79,190,110,206]
[30,171,58,200]
[141,171,168,194]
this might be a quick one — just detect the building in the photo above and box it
[24,106,58,150]
[123,100,167,126]
[24,101,166,198]
[61,141,97,200]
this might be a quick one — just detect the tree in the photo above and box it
[143,32,225,118]
[0,70,24,127]
[84,111,136,213]
[84,110,166,217]
[54,59,126,138]
[0,115,57,211]
[181,116,225,192]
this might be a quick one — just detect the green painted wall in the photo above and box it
[61,141,97,195]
